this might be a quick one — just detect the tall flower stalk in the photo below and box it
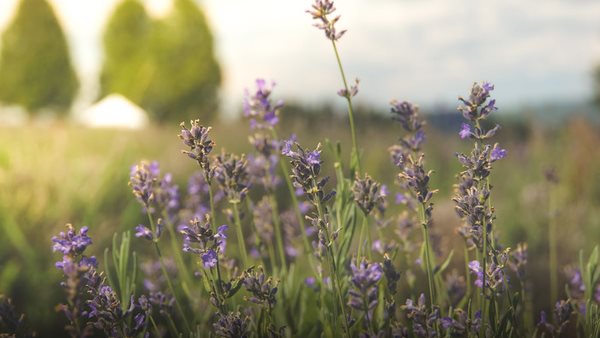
[179,120,218,231]
[282,140,350,336]
[307,0,361,174]
[388,100,438,310]
[129,162,192,332]
[213,152,251,267]
[454,82,506,336]
[243,79,304,269]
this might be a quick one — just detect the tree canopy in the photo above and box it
[101,0,221,123]
[0,0,79,114]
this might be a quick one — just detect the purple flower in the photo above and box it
[242,267,279,308]
[459,123,472,139]
[242,79,283,129]
[179,120,215,177]
[390,100,423,133]
[129,161,179,218]
[337,78,360,98]
[490,144,507,162]
[282,142,334,204]
[213,152,250,203]
[213,312,250,338]
[307,0,347,41]
[468,260,506,291]
[201,250,218,269]
[348,259,383,315]
[395,193,407,204]
[304,277,317,288]
[135,224,153,241]
[306,150,321,165]
[352,174,386,215]
[52,224,92,256]
[468,261,484,288]
[458,82,497,122]
[216,224,229,253]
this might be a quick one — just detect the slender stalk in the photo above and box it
[331,40,361,174]
[473,121,487,336]
[365,216,373,260]
[245,199,277,271]
[270,128,312,255]
[462,246,472,307]
[269,194,288,270]
[548,190,558,309]
[207,181,218,231]
[163,214,194,294]
[231,202,249,267]
[357,215,367,260]
[481,220,488,337]
[154,243,191,333]
[313,186,350,337]
[419,203,436,309]
[146,212,192,333]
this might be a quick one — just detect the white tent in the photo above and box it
[78,94,149,129]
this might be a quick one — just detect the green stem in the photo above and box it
[208,181,217,231]
[163,214,194,295]
[462,246,472,308]
[357,215,366,260]
[269,194,288,270]
[331,40,361,175]
[154,242,191,333]
[481,221,488,337]
[366,219,372,260]
[548,190,558,309]
[271,128,312,255]
[246,199,277,271]
[419,204,436,310]
[231,202,249,267]
[146,212,191,332]
[313,188,350,337]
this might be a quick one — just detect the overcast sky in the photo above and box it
[0,0,599,114]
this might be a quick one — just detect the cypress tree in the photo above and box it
[99,0,153,103]
[0,0,79,115]
[100,0,221,123]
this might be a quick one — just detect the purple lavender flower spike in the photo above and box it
[52,224,92,256]
[352,173,386,216]
[348,258,383,322]
[179,120,215,178]
[307,0,347,41]
[243,79,283,129]
[213,312,250,338]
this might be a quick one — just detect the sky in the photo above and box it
[0,0,599,115]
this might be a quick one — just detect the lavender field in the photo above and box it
[1,0,600,337]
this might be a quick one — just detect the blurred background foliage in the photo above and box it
[0,0,78,115]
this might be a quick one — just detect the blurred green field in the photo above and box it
[0,115,599,333]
